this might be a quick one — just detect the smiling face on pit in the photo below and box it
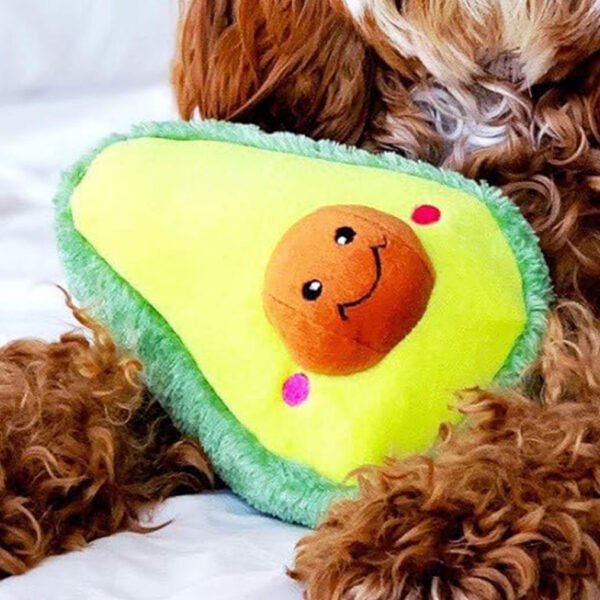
[263,205,435,375]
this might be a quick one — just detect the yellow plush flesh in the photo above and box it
[72,138,526,482]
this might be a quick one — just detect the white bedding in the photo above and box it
[0,85,306,599]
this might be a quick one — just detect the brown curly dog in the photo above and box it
[172,4,600,593]
[1,1,599,598]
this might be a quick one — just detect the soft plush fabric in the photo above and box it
[263,205,435,375]
[56,120,552,526]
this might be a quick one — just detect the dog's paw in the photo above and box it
[0,301,213,576]
[291,392,600,600]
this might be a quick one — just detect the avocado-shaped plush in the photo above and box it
[56,120,552,527]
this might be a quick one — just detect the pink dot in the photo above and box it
[412,204,441,225]
[282,373,310,407]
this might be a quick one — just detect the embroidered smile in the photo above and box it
[337,239,387,321]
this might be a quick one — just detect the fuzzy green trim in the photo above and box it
[55,119,553,527]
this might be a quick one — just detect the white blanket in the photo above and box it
[0,85,306,600]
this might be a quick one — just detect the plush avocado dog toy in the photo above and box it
[56,120,552,527]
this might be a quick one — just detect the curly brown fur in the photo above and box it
[365,53,600,306]
[291,303,600,600]
[173,0,373,144]
[0,297,213,577]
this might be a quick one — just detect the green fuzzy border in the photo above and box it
[55,120,553,527]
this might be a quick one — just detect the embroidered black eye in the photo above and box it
[335,226,356,245]
[302,280,323,301]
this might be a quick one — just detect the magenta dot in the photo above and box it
[412,204,441,225]
[282,373,310,407]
